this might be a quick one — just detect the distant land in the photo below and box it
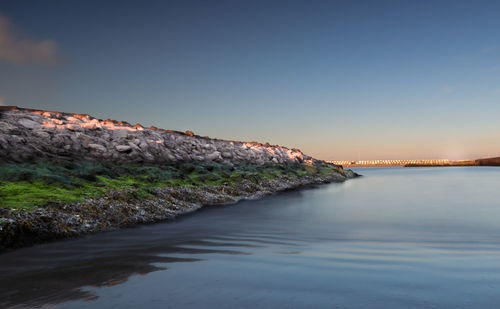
[329,158,500,167]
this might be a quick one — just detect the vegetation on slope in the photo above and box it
[0,161,344,209]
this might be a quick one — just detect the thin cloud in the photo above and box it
[0,96,5,106]
[0,14,61,65]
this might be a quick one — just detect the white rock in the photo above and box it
[18,118,39,129]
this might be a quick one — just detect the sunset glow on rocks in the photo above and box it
[0,106,321,166]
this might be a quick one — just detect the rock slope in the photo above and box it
[0,106,320,165]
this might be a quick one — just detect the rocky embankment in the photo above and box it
[0,106,318,165]
[0,106,358,250]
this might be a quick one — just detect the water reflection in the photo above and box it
[0,254,198,307]
[0,223,280,307]
[2,168,500,308]
[0,245,230,307]
[0,192,310,309]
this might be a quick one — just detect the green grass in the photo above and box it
[0,181,99,209]
[0,161,341,209]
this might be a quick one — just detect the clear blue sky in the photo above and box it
[1,0,499,160]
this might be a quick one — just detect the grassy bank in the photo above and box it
[0,161,345,209]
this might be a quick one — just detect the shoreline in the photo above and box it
[0,170,357,251]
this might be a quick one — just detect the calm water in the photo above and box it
[2,167,500,308]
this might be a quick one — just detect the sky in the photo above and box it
[0,0,499,161]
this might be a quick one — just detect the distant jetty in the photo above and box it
[329,158,500,167]
[330,159,450,167]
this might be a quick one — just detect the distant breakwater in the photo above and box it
[330,158,500,167]
[329,159,451,167]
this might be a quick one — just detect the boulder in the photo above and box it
[34,130,50,139]
[88,144,107,152]
[142,152,155,161]
[206,151,222,161]
[128,142,141,152]
[115,145,132,152]
[194,155,205,161]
